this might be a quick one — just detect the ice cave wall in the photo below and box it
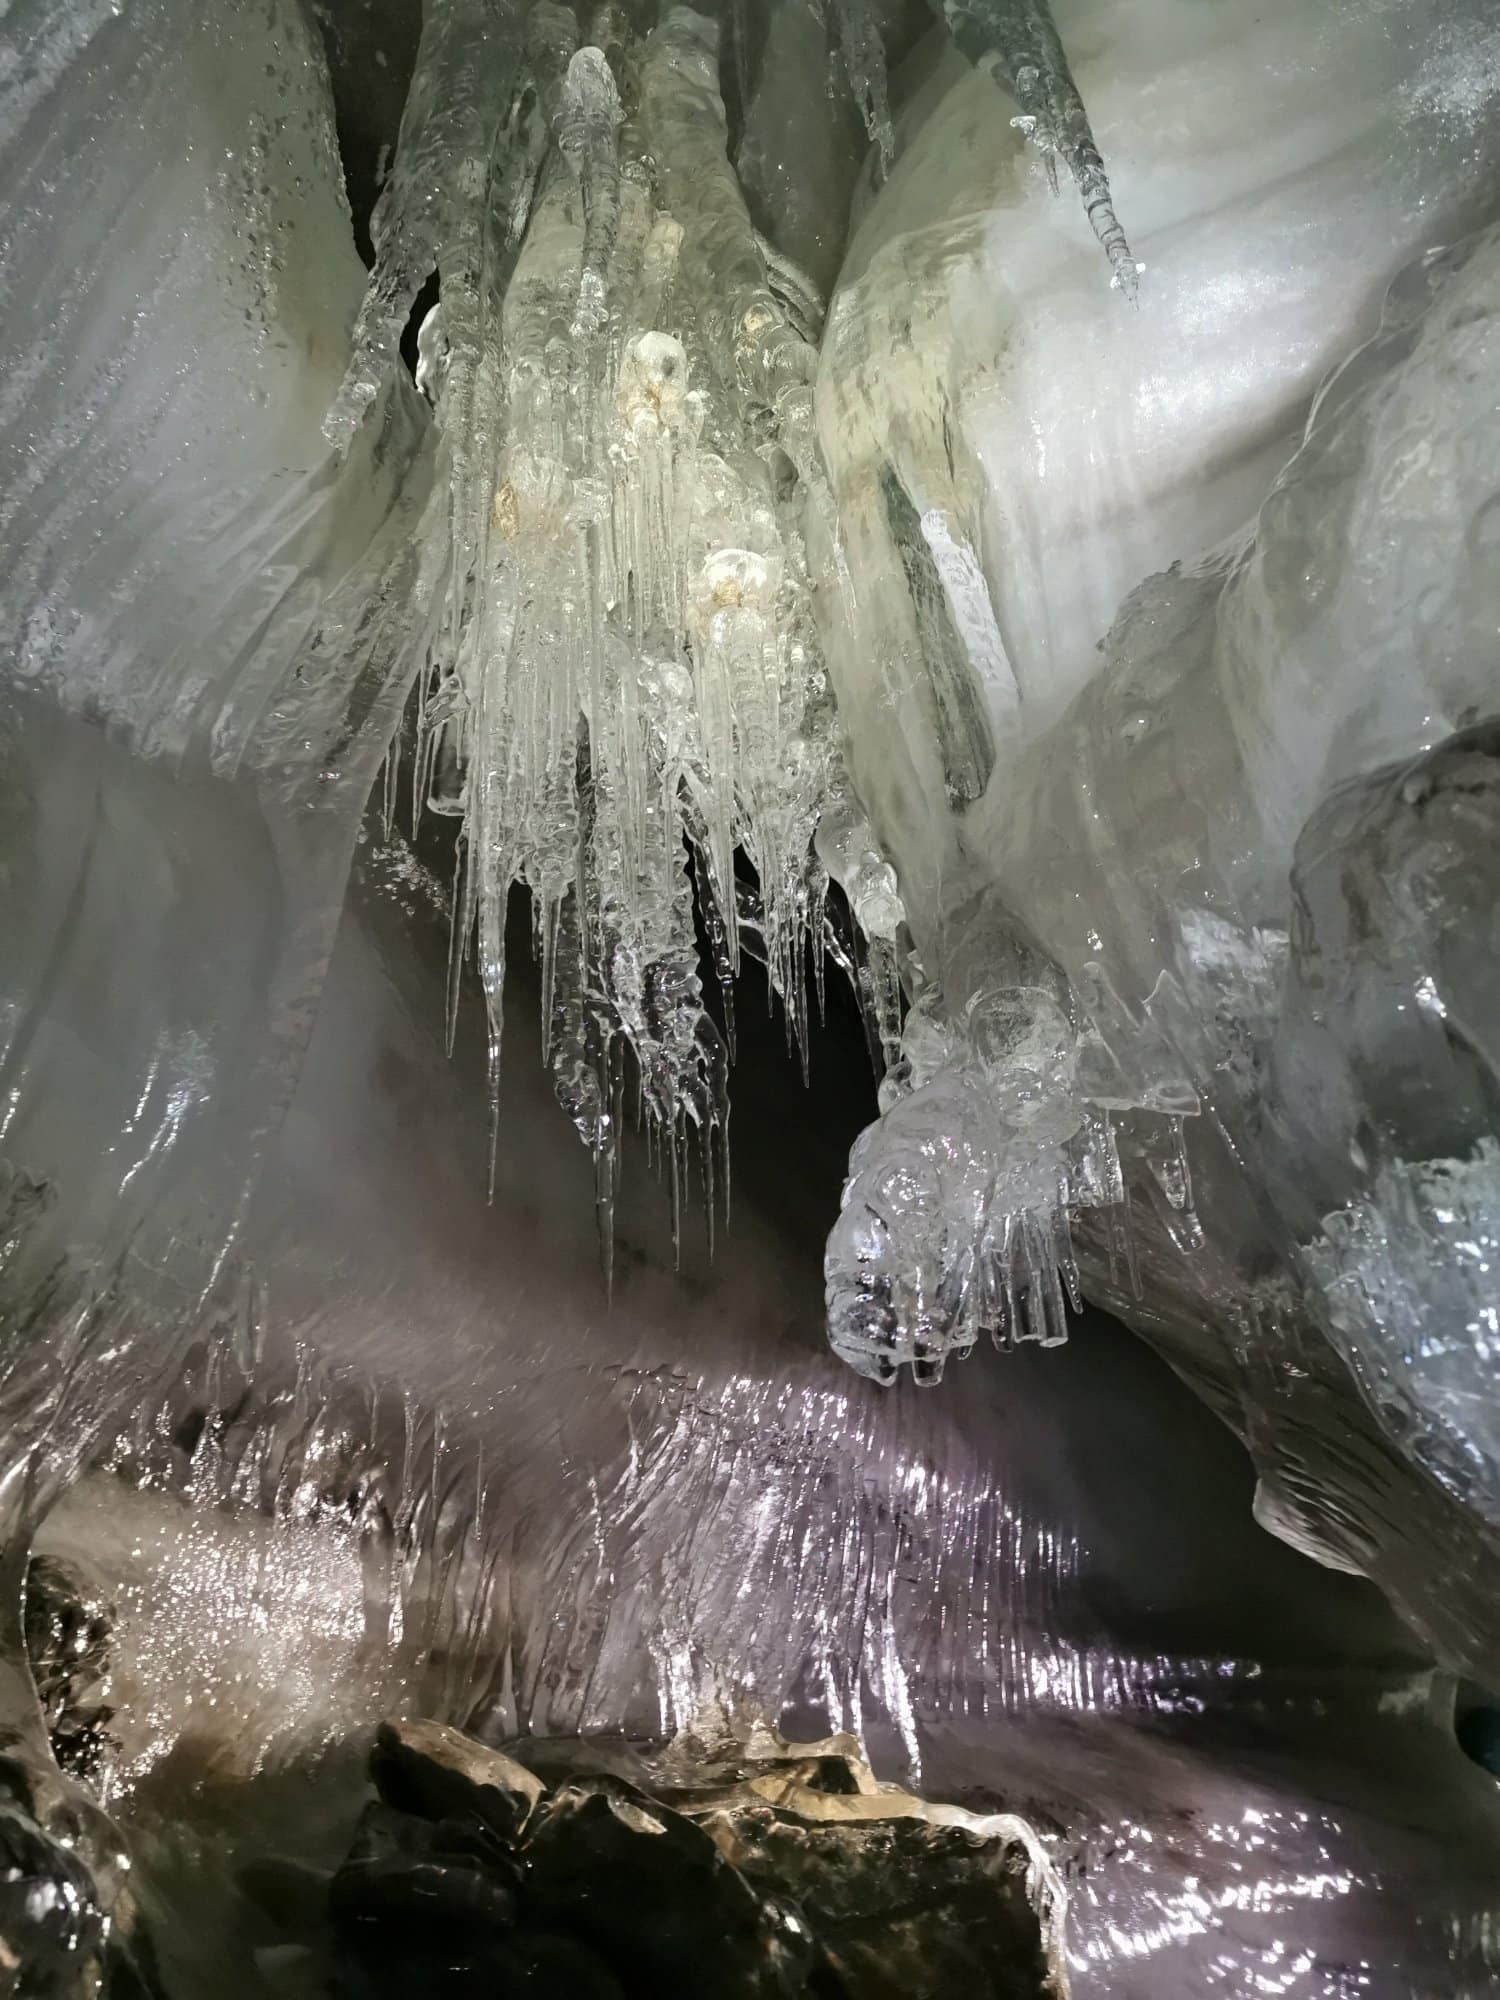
[40,818,1500,2000]
[0,0,440,1507]
[2,0,1500,1991]
[2,0,1500,1849]
[1,0,1498,1670]
[816,0,1500,1679]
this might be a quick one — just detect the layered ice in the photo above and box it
[0,0,438,1465]
[0,0,444,1977]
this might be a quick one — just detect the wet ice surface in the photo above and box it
[2,0,1500,1991]
[816,0,1500,1686]
[25,820,1500,1998]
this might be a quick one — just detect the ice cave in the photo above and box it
[0,0,1498,1991]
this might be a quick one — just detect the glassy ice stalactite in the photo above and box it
[2,0,1500,1993]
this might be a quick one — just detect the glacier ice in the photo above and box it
[0,0,440,1978]
[1,0,1500,1992]
[817,0,1500,1678]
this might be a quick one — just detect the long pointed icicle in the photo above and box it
[937,0,1139,296]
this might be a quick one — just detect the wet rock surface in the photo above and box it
[706,1809,1053,1999]
[0,1556,166,1998]
[23,1556,117,1785]
[318,1721,1055,1999]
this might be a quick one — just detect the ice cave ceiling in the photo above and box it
[0,0,1499,1993]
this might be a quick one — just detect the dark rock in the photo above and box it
[370,1720,542,1844]
[482,1929,628,1998]
[330,1754,532,1998]
[344,1798,518,1877]
[521,1778,817,1997]
[344,1799,434,1866]
[23,1554,116,1783]
[336,1722,1051,2000]
[237,1855,334,1933]
[102,1919,171,2000]
[329,1928,622,2000]
[427,1814,518,1866]
[330,1853,519,1933]
[701,1806,1052,2000]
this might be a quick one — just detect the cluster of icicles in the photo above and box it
[324,0,1136,1325]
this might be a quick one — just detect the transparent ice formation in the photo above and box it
[816,0,1500,1677]
[338,2,841,1268]
[2,0,1500,1994]
[0,0,440,1974]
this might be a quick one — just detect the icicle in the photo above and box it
[937,0,1139,297]
[817,799,907,1082]
[829,0,895,177]
[826,954,1208,1382]
[346,0,848,1269]
[556,47,623,342]
[324,0,528,450]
